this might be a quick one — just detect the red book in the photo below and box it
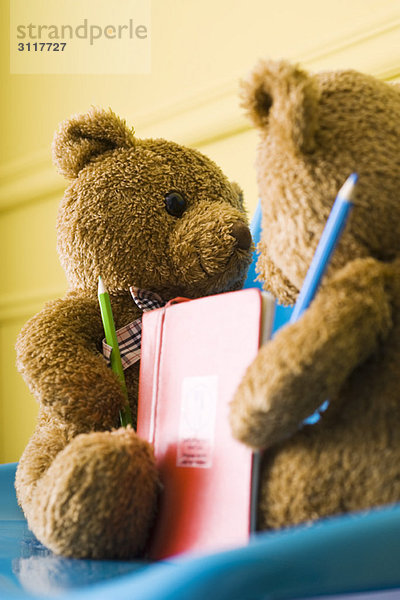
[137,288,275,559]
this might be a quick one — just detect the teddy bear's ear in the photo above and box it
[240,60,319,153]
[52,107,135,179]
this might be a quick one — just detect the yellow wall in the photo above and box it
[1,0,399,462]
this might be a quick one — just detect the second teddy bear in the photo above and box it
[231,60,400,529]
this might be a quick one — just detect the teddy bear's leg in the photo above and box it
[257,435,338,530]
[16,415,70,515]
[16,426,159,559]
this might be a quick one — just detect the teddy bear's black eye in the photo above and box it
[164,191,187,218]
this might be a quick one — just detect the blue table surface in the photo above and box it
[2,463,400,600]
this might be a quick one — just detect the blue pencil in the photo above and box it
[290,173,358,323]
[290,173,358,423]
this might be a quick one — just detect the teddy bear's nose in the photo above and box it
[230,222,252,251]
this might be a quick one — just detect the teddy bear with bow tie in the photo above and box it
[15,107,252,559]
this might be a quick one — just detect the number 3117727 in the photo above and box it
[18,42,67,51]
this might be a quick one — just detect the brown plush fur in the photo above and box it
[15,107,252,559]
[230,60,400,529]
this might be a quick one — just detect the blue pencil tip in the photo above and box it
[338,173,359,201]
[349,172,358,184]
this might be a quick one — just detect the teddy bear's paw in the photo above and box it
[230,383,278,450]
[229,372,275,449]
[29,428,159,559]
[229,344,298,450]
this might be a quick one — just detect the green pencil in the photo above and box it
[98,275,133,427]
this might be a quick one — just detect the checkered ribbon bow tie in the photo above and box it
[102,287,165,370]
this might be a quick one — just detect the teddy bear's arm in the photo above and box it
[16,295,126,430]
[230,257,393,449]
